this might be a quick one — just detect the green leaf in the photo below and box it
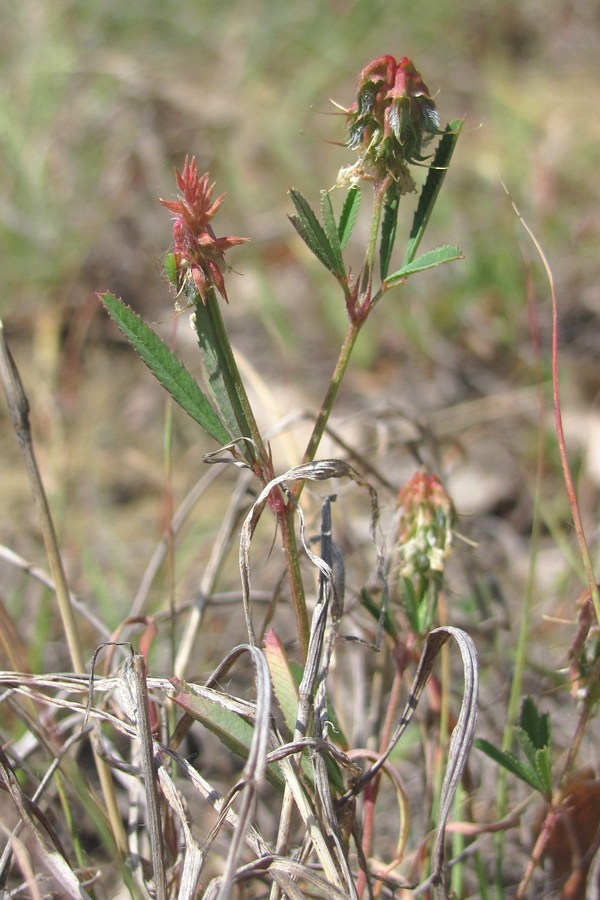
[289,188,337,274]
[474,739,547,793]
[263,629,300,738]
[403,118,464,267]
[360,588,397,639]
[515,697,553,797]
[99,293,230,446]
[518,696,550,750]
[379,185,400,280]
[320,190,345,278]
[192,290,254,452]
[337,185,361,249]
[263,630,345,793]
[534,746,553,797]
[384,244,463,287]
[401,576,420,634]
[170,681,285,790]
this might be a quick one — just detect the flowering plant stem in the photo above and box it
[279,505,310,657]
[102,62,462,683]
[197,290,313,656]
[298,321,361,474]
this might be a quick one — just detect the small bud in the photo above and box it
[340,55,441,189]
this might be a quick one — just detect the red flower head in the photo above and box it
[160,157,249,303]
[340,55,441,190]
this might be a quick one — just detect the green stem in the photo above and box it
[278,503,310,659]
[296,320,361,481]
[286,191,387,649]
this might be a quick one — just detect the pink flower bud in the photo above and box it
[396,470,455,579]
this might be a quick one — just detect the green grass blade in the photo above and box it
[99,293,230,445]
[403,118,464,267]
[385,244,463,287]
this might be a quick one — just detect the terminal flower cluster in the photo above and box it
[339,54,441,190]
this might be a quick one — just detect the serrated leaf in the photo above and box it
[519,696,550,750]
[515,728,539,772]
[403,118,464,267]
[99,293,230,445]
[534,747,553,797]
[337,185,361,249]
[515,733,552,797]
[379,185,400,280]
[385,244,463,287]
[474,739,546,792]
[320,190,345,278]
[288,188,337,274]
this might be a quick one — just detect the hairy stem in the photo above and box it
[297,320,361,479]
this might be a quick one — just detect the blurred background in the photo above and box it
[1,0,600,667]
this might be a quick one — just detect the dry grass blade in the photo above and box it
[428,626,479,895]
[0,826,44,900]
[0,746,90,899]
[339,626,478,893]
[347,749,411,867]
[174,468,254,678]
[120,654,167,899]
[0,715,94,886]
[214,644,272,899]
[294,495,358,898]
[0,322,83,672]
[130,462,224,617]
[240,457,380,645]
[116,660,206,897]
[0,545,111,640]
[205,854,355,899]
[0,322,127,853]
[241,463,381,896]
[273,750,345,890]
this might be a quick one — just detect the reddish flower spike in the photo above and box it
[160,157,249,304]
